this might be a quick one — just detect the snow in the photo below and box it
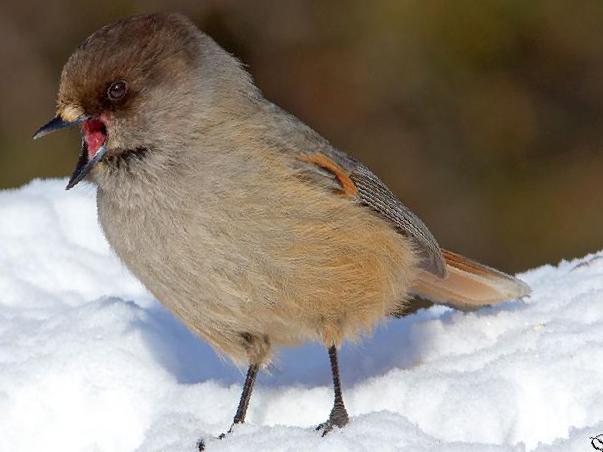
[2,178,603,452]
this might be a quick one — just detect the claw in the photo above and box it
[315,405,349,436]
[315,421,335,437]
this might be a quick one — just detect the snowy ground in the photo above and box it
[2,179,603,452]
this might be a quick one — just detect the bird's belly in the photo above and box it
[97,184,418,362]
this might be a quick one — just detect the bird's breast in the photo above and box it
[94,152,419,352]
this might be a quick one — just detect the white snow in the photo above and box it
[2,178,603,452]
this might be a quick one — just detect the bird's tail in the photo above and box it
[409,249,531,311]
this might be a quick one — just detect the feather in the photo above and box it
[297,149,447,278]
[409,249,531,310]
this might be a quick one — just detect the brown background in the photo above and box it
[2,0,603,273]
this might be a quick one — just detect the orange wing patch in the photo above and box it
[300,153,358,196]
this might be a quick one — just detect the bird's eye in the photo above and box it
[107,80,128,101]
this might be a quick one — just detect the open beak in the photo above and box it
[33,114,87,140]
[33,114,107,190]
[65,140,107,190]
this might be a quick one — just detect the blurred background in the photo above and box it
[2,0,603,273]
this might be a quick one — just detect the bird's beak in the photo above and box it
[32,114,86,140]
[33,113,107,190]
[65,140,107,190]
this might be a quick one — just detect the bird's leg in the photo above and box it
[197,363,259,451]
[226,363,259,431]
[316,345,349,436]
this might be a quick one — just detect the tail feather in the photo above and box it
[409,249,531,311]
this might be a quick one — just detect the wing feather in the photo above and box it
[349,164,446,277]
[298,148,447,278]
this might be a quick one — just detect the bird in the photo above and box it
[33,12,530,448]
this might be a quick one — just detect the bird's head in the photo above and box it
[34,13,255,189]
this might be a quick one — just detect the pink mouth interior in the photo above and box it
[82,119,107,160]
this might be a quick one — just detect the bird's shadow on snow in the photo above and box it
[134,298,528,389]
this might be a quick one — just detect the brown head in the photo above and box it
[33,13,258,189]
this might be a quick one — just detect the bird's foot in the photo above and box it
[197,422,239,450]
[217,429,231,441]
[218,421,240,440]
[196,438,206,451]
[315,405,349,437]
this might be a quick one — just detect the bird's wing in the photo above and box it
[298,148,447,278]
[296,149,532,310]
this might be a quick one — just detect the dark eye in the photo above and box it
[107,80,128,101]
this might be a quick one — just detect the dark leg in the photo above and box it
[316,345,349,436]
[231,363,259,427]
[197,364,259,451]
